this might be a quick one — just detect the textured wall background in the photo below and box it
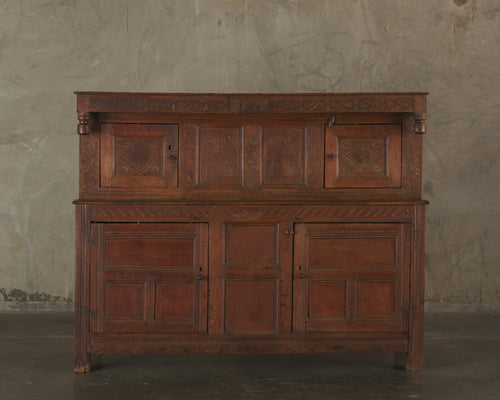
[0,0,498,311]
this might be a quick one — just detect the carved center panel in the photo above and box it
[198,127,243,187]
[262,127,306,187]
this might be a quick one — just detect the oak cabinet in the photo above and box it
[74,92,427,372]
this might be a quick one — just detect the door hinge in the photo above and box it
[85,234,96,244]
[327,115,336,127]
[284,230,296,235]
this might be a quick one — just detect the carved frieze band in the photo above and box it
[91,205,412,222]
[272,98,413,113]
[81,95,415,114]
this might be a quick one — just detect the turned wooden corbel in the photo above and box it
[413,93,427,134]
[413,113,427,134]
[77,112,90,135]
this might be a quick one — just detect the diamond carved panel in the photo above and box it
[116,139,163,176]
[341,140,385,175]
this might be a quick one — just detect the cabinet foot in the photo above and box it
[74,363,91,373]
[405,355,423,371]
[74,355,91,373]
[394,353,422,371]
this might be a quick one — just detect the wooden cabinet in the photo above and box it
[74,92,428,372]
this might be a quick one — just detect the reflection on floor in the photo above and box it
[0,312,499,400]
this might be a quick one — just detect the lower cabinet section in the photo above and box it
[76,204,425,372]
[89,221,409,335]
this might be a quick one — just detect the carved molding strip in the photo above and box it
[272,98,413,113]
[90,97,232,113]
[91,204,412,222]
[80,94,416,114]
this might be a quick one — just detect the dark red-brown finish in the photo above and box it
[74,92,428,372]
[292,223,409,333]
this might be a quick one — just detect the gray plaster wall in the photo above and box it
[0,0,499,312]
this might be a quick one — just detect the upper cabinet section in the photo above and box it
[76,92,427,201]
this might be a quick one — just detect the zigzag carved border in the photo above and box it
[91,204,412,222]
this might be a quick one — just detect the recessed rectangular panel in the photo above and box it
[262,127,305,186]
[308,237,396,269]
[308,281,347,320]
[357,281,396,320]
[154,283,194,321]
[224,279,277,334]
[104,281,145,321]
[225,224,277,266]
[101,123,178,188]
[198,127,243,187]
[104,237,194,269]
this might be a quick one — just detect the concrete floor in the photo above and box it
[0,313,499,400]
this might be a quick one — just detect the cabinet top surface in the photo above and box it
[75,91,429,96]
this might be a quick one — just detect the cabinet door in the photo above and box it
[101,123,178,188]
[209,222,293,334]
[325,124,401,188]
[90,223,207,333]
[293,223,409,333]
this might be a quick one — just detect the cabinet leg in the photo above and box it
[394,352,422,371]
[403,205,425,372]
[74,204,92,374]
[405,348,423,371]
[74,353,91,373]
